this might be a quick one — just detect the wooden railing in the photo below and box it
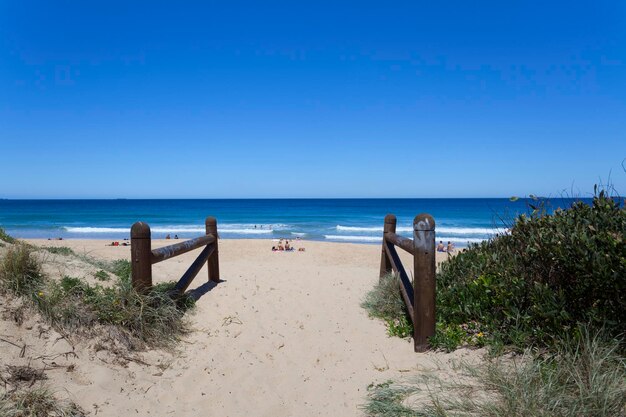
[380,213,436,352]
[130,217,220,293]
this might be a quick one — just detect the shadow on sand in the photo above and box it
[185,279,226,302]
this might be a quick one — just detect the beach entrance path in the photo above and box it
[19,239,468,417]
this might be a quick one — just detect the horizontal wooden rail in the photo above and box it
[384,232,415,255]
[130,217,220,293]
[151,234,216,264]
[380,213,436,352]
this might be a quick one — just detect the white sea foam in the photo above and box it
[336,225,503,235]
[437,227,503,235]
[219,228,273,234]
[324,235,381,242]
[436,236,487,243]
[220,223,289,230]
[64,227,129,233]
[336,225,413,232]
[65,224,285,235]
[291,232,307,236]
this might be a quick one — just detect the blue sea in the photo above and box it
[0,199,588,247]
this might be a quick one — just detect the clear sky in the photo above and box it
[1,1,625,198]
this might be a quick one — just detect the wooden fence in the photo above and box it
[130,217,220,293]
[380,213,436,352]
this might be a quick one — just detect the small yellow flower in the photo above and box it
[37,291,44,297]
[477,332,484,338]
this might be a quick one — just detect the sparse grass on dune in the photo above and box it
[361,273,413,338]
[0,237,194,350]
[0,244,44,297]
[0,387,85,417]
[0,227,16,244]
[363,328,626,417]
[40,246,75,256]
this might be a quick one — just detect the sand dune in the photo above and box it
[0,239,479,416]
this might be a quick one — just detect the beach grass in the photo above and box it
[0,240,194,349]
[363,328,626,417]
[0,227,16,244]
[361,273,413,338]
[0,244,45,297]
[0,387,85,417]
[41,246,76,256]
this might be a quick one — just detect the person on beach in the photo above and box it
[437,241,445,252]
[447,241,455,253]
[174,234,179,239]
[285,241,291,251]
[165,234,171,239]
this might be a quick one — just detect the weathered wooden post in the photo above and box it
[130,221,152,291]
[380,214,396,279]
[413,213,436,352]
[205,217,220,282]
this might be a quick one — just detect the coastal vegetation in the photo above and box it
[364,191,625,352]
[362,190,626,416]
[363,328,626,416]
[0,239,194,349]
[0,387,85,417]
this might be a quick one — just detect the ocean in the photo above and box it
[0,198,587,246]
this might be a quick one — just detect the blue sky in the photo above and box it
[1,1,625,198]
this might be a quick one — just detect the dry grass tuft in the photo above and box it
[0,387,85,417]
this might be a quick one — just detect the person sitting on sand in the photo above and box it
[278,244,284,251]
[165,234,171,239]
[272,246,277,251]
[285,241,290,251]
[447,241,454,253]
[174,234,179,239]
[437,241,445,252]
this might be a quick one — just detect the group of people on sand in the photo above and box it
[107,240,130,247]
[437,240,455,253]
[165,234,179,239]
[272,238,305,252]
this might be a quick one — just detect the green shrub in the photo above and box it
[0,245,44,297]
[435,192,626,351]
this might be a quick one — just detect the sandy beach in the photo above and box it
[1,238,478,417]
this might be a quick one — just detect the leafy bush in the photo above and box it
[434,192,626,351]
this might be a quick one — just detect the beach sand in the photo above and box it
[1,238,478,416]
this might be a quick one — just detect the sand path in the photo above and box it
[9,239,475,417]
